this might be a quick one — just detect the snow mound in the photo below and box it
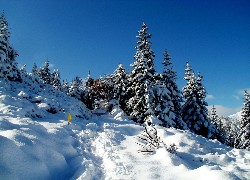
[229,111,242,121]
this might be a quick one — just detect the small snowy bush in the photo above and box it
[136,123,177,154]
[166,143,177,154]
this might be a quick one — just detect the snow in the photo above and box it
[0,80,250,179]
[229,111,242,121]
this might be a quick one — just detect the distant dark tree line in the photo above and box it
[0,13,249,150]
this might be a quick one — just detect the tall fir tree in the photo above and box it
[210,105,219,125]
[82,72,95,110]
[111,64,128,108]
[209,105,225,143]
[155,50,186,129]
[51,69,61,90]
[182,62,218,139]
[237,90,250,150]
[0,13,21,81]
[126,22,156,122]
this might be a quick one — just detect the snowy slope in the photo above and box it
[229,111,242,121]
[0,80,250,180]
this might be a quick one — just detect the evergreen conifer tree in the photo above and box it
[68,76,83,100]
[20,64,28,79]
[210,105,225,143]
[126,22,156,122]
[51,69,61,90]
[156,50,186,129]
[0,13,21,81]
[39,60,52,84]
[182,62,218,138]
[210,106,218,124]
[102,74,115,103]
[237,90,250,150]
[61,80,69,94]
[30,63,41,84]
[112,64,128,108]
[32,63,39,77]
[82,72,95,110]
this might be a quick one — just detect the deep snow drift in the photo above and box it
[0,80,250,180]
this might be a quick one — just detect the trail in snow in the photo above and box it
[71,120,104,180]
[82,116,179,180]
[74,115,141,180]
[72,112,250,180]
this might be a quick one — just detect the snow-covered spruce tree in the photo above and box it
[111,64,128,109]
[68,76,83,100]
[0,13,21,81]
[39,60,52,85]
[154,80,174,127]
[31,63,40,81]
[182,62,218,139]
[103,74,115,104]
[210,105,219,127]
[155,50,186,129]
[32,63,39,77]
[20,64,39,88]
[126,22,156,123]
[61,80,69,94]
[210,106,221,130]
[82,72,96,110]
[209,105,226,143]
[51,69,61,90]
[237,90,250,150]
[219,116,238,147]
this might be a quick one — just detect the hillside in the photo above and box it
[0,80,250,180]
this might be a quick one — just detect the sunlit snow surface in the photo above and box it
[0,80,250,180]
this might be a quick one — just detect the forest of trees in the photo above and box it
[0,13,249,150]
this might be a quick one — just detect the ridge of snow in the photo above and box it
[229,111,242,121]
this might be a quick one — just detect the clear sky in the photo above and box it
[1,0,250,115]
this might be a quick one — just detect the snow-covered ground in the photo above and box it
[0,80,250,180]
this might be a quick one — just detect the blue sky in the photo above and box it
[1,0,250,115]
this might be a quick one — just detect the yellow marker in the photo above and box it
[67,113,72,125]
